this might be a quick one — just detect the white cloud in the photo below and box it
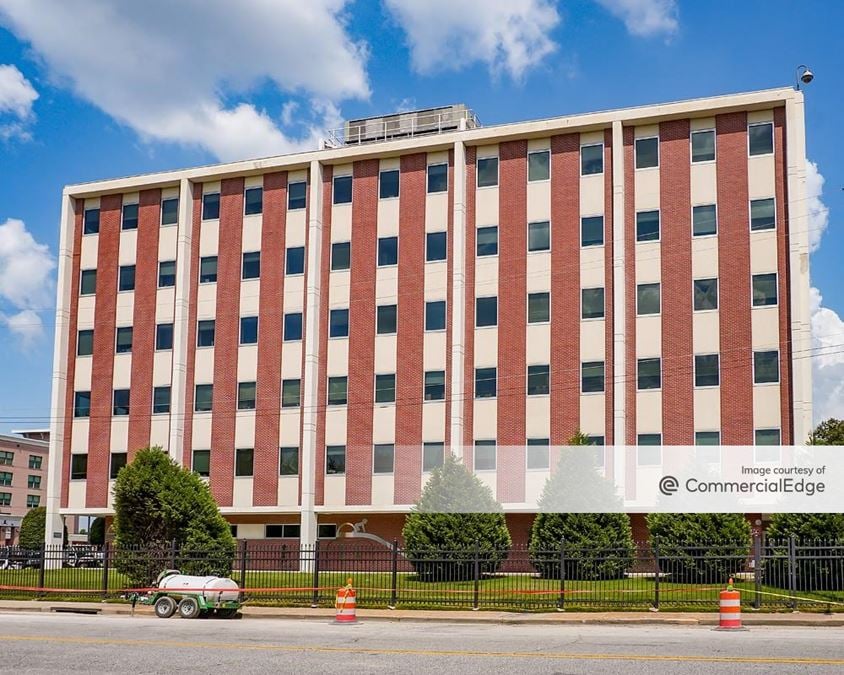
[0,0,369,161]
[806,160,829,253]
[0,218,55,344]
[810,287,844,423]
[593,0,678,37]
[0,63,38,140]
[385,0,560,79]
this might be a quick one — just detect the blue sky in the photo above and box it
[0,0,842,434]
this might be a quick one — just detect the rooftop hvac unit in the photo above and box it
[341,104,478,145]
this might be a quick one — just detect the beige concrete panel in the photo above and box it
[580,393,606,435]
[379,157,400,171]
[281,343,302,378]
[161,186,179,200]
[475,187,499,226]
[427,151,449,165]
[279,410,300,445]
[376,266,398,302]
[425,191,449,230]
[194,348,215,381]
[323,475,346,506]
[107,481,116,509]
[191,417,212,449]
[580,320,606,360]
[754,384,782,429]
[123,192,139,205]
[118,230,137,266]
[80,235,99,270]
[422,400,446,440]
[196,284,216,319]
[475,256,498,295]
[526,251,551,293]
[371,475,394,507]
[635,242,661,283]
[374,335,398,373]
[425,264,448,301]
[110,417,129,452]
[324,408,347,445]
[234,412,256,449]
[328,271,350,308]
[527,181,551,221]
[750,232,778,273]
[474,328,498,367]
[112,353,132,388]
[693,312,721,355]
[690,117,716,131]
[525,397,549,438]
[232,478,253,508]
[691,238,719,278]
[473,399,497,437]
[751,306,780,350]
[748,110,774,124]
[114,293,134,325]
[278,476,299,508]
[476,472,497,498]
[203,181,221,195]
[74,357,92,391]
[289,169,308,183]
[77,297,96,328]
[580,247,605,288]
[238,524,265,539]
[152,351,172,386]
[636,391,662,432]
[526,324,550,364]
[636,316,662,357]
[527,138,551,152]
[155,288,176,322]
[581,130,604,145]
[199,221,219,257]
[241,217,262,251]
[377,197,399,236]
[580,174,604,216]
[327,337,349,373]
[635,124,659,139]
[748,156,776,200]
[70,420,89,454]
[331,203,352,241]
[634,169,660,210]
[244,175,262,189]
[284,275,305,312]
[372,406,396,444]
[237,344,258,381]
[84,197,101,209]
[525,471,549,505]
[149,417,170,449]
[68,480,86,510]
[239,279,260,315]
[423,331,447,370]
[690,163,718,205]
[693,388,721,430]
[286,210,307,248]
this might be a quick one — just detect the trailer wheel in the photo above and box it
[216,608,237,619]
[178,597,201,619]
[154,596,177,619]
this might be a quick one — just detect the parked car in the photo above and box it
[63,545,104,568]
[0,546,42,569]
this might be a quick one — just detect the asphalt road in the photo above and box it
[1,612,843,674]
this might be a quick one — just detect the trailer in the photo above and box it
[138,570,242,619]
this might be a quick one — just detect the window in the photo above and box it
[695,354,720,387]
[242,251,261,279]
[70,454,88,480]
[240,316,258,345]
[333,175,353,205]
[637,283,660,315]
[109,453,127,480]
[527,438,550,470]
[122,203,138,230]
[244,187,263,215]
[427,163,448,193]
[581,144,603,175]
[424,371,445,401]
[280,447,299,475]
[749,122,773,156]
[581,216,604,247]
[694,278,718,311]
[155,322,173,350]
[29,455,42,470]
[754,350,780,384]
[318,524,337,538]
[197,320,215,347]
[423,442,444,472]
[328,376,347,405]
[691,129,716,163]
[74,391,91,418]
[380,169,399,199]
[476,296,497,327]
[153,386,171,414]
[474,440,496,471]
[286,246,305,275]
[527,365,550,395]
[477,157,499,187]
[194,384,213,412]
[283,312,303,341]
[192,450,210,477]
[331,241,351,270]
[375,374,396,403]
[528,221,550,252]
[637,358,661,390]
[755,429,781,445]
[528,150,550,181]
[376,304,397,334]
[115,326,133,354]
[80,269,97,295]
[288,181,306,210]
[425,300,446,331]
[27,495,40,509]
[202,192,220,220]
[636,210,660,242]
[692,204,717,237]
[235,448,254,477]
[118,264,136,292]
[476,225,498,256]
[475,367,496,398]
[752,273,778,307]
[158,260,176,288]
[161,197,179,225]
[695,431,721,446]
[528,292,550,323]
[113,389,130,416]
[329,309,349,338]
[326,445,346,474]
[378,236,398,266]
[282,379,301,408]
[0,472,11,487]
[77,329,94,356]
[199,256,218,283]
[0,493,10,507]
[581,288,605,320]
[750,198,775,231]
[635,137,659,169]
[83,208,100,235]
[426,231,447,261]
[581,361,605,393]
[266,524,300,538]
[637,439,661,465]
[373,444,395,474]
[237,382,256,410]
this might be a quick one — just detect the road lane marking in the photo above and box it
[1,634,843,665]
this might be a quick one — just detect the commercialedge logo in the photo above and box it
[659,475,826,497]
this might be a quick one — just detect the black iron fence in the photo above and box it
[1,536,843,612]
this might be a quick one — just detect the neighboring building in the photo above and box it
[46,89,812,547]
[0,433,49,546]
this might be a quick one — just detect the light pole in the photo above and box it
[795,65,814,90]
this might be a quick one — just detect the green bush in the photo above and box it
[646,513,751,583]
[765,514,844,591]
[89,517,106,546]
[18,506,46,550]
[113,447,235,587]
[402,454,511,581]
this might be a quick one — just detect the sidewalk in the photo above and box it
[1,600,843,626]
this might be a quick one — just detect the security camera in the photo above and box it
[800,68,814,84]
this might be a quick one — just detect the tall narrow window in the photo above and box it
[194,384,213,412]
[235,448,254,477]
[282,379,301,408]
[199,256,218,283]
[424,371,445,401]
[118,265,136,292]
[694,278,718,311]
[115,326,133,354]
[153,386,171,414]
[328,377,348,405]
[425,300,446,331]
[581,287,605,319]
[476,297,497,327]
[113,389,130,416]
[637,358,661,390]
[80,269,97,295]
[750,198,775,231]
[74,391,91,418]
[240,316,258,344]
[754,350,780,384]
[581,216,604,247]
[476,226,498,256]
[122,203,138,230]
[197,320,215,347]
[331,241,351,270]
[329,309,349,338]
[161,197,179,225]
[426,231,447,261]
[528,221,550,252]
[475,367,497,398]
[373,444,395,474]
[692,204,717,237]
[527,365,550,395]
[283,312,303,341]
[77,329,94,356]
[286,246,305,275]
[526,438,550,470]
[375,374,396,404]
[244,187,263,215]
[378,236,398,266]
[528,150,550,181]
[581,361,605,393]
[242,251,261,279]
[333,175,352,204]
[376,304,397,334]
[237,382,256,410]
[581,144,603,175]
[528,292,550,323]
[635,137,659,168]
[158,260,176,288]
[752,273,778,307]
[280,447,299,476]
[636,210,660,242]
[326,446,346,474]
[83,208,100,235]
[474,440,496,471]
[192,450,210,477]
[691,129,716,163]
[288,181,307,210]
[156,322,173,350]
[110,452,127,480]
[423,443,444,472]
[637,283,661,315]
[379,169,399,199]
[202,193,220,220]
[477,157,499,187]
[694,354,720,387]
[748,122,774,156]
[427,163,448,193]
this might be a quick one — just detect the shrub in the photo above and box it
[808,418,844,445]
[765,514,844,591]
[89,517,106,546]
[402,454,511,581]
[18,506,46,550]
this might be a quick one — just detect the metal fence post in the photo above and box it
[653,537,660,611]
[390,539,398,609]
[38,544,47,596]
[238,540,248,599]
[557,538,566,611]
[788,535,798,609]
[753,532,762,610]
[169,538,178,569]
[102,542,111,600]
[310,540,321,608]
[473,540,480,611]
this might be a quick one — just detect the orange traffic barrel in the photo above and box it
[715,578,746,630]
[335,578,357,624]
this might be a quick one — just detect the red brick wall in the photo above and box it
[181,185,202,467]
[716,112,754,445]
[127,189,162,457]
[86,194,121,508]
[253,172,287,505]
[497,140,527,501]
[462,147,477,468]
[314,165,333,506]
[209,178,244,506]
[603,129,615,459]
[394,153,426,503]
[660,120,694,445]
[623,128,637,496]
[444,152,455,448]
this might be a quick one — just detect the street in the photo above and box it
[0,612,843,673]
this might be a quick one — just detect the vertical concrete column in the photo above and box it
[611,120,626,485]
[449,141,467,458]
[167,178,195,463]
